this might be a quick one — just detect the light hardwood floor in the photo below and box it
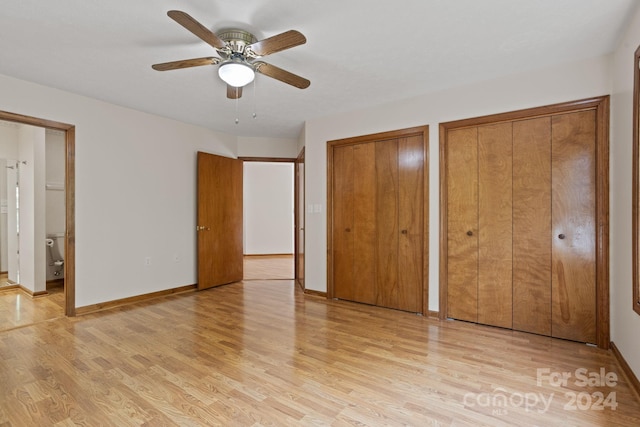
[0,253,293,334]
[0,286,64,333]
[243,254,294,280]
[1,279,639,426]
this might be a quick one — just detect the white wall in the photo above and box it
[243,162,294,255]
[6,163,17,283]
[0,73,239,307]
[18,125,46,293]
[303,54,613,307]
[610,4,640,382]
[238,136,298,158]
[0,123,19,273]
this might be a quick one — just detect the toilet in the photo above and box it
[46,233,65,277]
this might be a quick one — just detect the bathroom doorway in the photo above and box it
[0,110,75,318]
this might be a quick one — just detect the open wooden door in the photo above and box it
[197,151,243,290]
[295,149,305,290]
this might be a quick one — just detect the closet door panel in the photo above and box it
[512,117,552,336]
[447,128,479,322]
[352,143,377,304]
[376,139,400,309]
[478,123,513,329]
[398,135,424,312]
[333,145,355,301]
[551,111,597,343]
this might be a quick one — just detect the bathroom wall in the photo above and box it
[18,124,46,294]
[45,129,65,281]
[0,123,19,274]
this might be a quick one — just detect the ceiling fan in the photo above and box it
[152,10,310,99]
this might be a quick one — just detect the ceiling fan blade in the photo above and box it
[167,10,226,50]
[227,85,243,99]
[152,57,220,71]
[256,62,310,89]
[247,30,306,57]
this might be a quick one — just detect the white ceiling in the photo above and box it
[0,0,637,139]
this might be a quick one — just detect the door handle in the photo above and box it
[401,229,408,234]
[558,233,566,240]
[467,230,473,236]
[196,226,210,231]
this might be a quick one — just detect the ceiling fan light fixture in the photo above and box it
[218,61,255,87]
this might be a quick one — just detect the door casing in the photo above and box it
[0,110,76,316]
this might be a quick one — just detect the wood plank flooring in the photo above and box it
[1,280,639,426]
[243,255,294,280]
[0,286,64,332]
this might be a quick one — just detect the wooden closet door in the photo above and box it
[352,143,377,304]
[333,145,356,301]
[447,128,479,322]
[477,123,513,329]
[551,111,597,344]
[397,135,425,312]
[376,138,400,309]
[333,143,377,304]
[512,118,552,336]
[376,136,424,312]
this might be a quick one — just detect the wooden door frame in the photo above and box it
[327,125,430,315]
[439,96,610,349]
[238,156,297,281]
[295,148,305,290]
[0,110,76,317]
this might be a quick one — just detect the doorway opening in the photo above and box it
[0,110,75,321]
[241,158,296,281]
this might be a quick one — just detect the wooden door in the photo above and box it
[477,123,513,328]
[333,143,377,304]
[551,111,597,343]
[197,152,243,290]
[441,97,608,348]
[376,136,424,312]
[397,135,425,312]
[512,117,552,336]
[295,149,305,290]
[329,126,428,314]
[446,128,479,322]
[352,143,377,304]
[376,139,400,309]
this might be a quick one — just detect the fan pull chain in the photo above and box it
[252,78,257,119]
[235,87,239,124]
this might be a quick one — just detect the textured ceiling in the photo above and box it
[0,0,636,138]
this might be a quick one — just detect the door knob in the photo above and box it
[345,228,351,232]
[401,229,408,234]
[467,230,473,236]
[558,233,566,240]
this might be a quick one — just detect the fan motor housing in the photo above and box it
[216,29,258,55]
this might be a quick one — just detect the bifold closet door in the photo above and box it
[477,123,513,329]
[447,123,516,329]
[333,143,377,305]
[551,111,597,344]
[444,101,604,345]
[512,117,552,336]
[447,128,479,322]
[376,136,424,312]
